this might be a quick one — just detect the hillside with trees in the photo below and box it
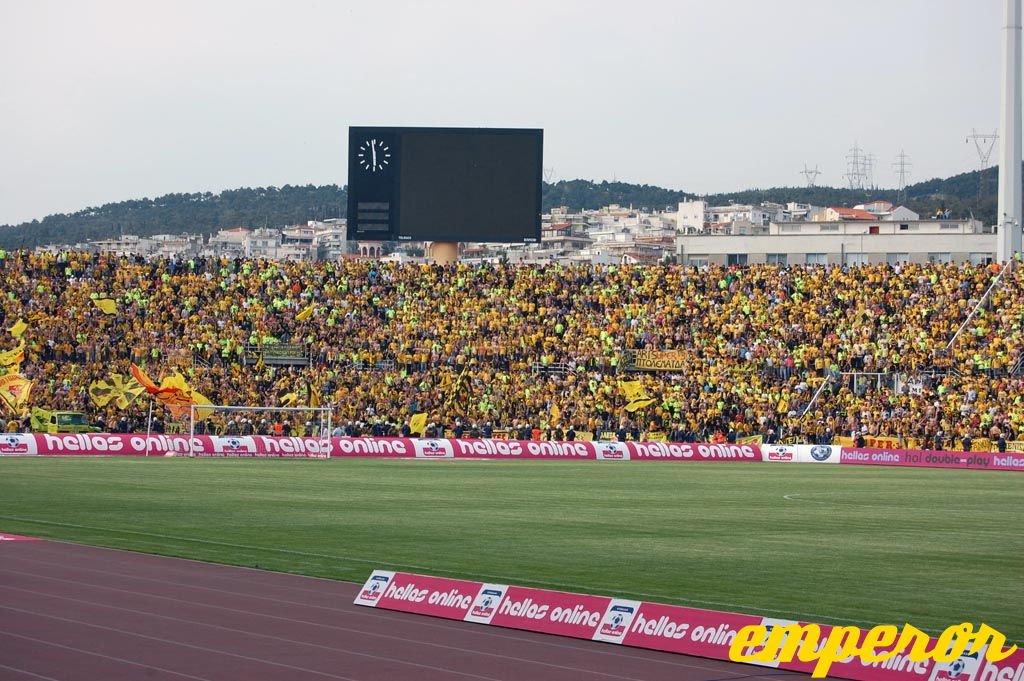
[0,185,347,250]
[0,166,1008,249]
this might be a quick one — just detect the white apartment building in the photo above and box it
[541,222,593,251]
[675,216,995,267]
[678,200,787,232]
[206,227,250,256]
[77,233,203,259]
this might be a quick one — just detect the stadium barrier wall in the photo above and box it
[3,433,1022,471]
[839,447,1024,472]
[355,570,1024,681]
[3,433,762,461]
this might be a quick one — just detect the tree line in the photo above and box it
[0,166,1010,249]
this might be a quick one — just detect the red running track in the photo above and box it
[0,539,832,681]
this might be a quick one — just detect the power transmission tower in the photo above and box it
[800,164,821,187]
[966,129,998,206]
[863,153,877,190]
[844,143,865,190]
[893,150,912,204]
[543,167,556,183]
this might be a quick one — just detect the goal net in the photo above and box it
[185,404,334,458]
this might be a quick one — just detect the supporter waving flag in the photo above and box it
[0,373,32,414]
[88,373,146,410]
[7,318,27,338]
[409,412,427,436]
[620,380,656,413]
[0,340,25,370]
[92,298,117,315]
[130,363,160,393]
[130,363,213,420]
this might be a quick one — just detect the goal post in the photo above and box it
[187,404,334,458]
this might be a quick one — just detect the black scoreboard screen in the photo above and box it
[347,127,542,243]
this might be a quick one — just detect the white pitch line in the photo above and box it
[3,513,1017,640]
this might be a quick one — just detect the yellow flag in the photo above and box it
[93,298,117,315]
[0,373,32,414]
[620,380,656,412]
[30,406,52,431]
[8,319,27,338]
[156,375,214,420]
[131,363,159,392]
[159,372,190,393]
[409,413,427,436]
[90,373,147,410]
[295,304,315,321]
[738,434,764,445]
[0,340,25,368]
[550,403,561,422]
[277,387,298,407]
[89,380,114,407]
[188,390,215,421]
[620,381,644,403]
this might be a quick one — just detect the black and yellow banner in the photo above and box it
[89,373,147,410]
[622,350,688,372]
[620,380,656,413]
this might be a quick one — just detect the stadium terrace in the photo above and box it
[2,250,1023,451]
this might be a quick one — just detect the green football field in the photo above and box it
[0,457,1020,642]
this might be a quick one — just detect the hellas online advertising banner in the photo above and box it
[355,570,1024,681]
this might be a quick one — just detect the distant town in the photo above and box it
[36,198,997,267]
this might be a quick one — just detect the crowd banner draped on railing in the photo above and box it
[620,349,689,372]
[2,433,1021,471]
[355,570,1024,681]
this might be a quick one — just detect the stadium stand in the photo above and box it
[1,251,1022,449]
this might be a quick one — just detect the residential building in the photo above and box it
[675,217,995,267]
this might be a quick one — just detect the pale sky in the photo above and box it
[0,0,1007,225]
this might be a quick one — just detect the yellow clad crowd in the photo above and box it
[1,249,1022,449]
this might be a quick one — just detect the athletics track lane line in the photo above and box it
[0,558,774,681]
[0,513,947,633]
[0,540,819,681]
[0,583,677,681]
[2,543,816,679]
[1,547,727,673]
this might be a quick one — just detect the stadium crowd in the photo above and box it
[1,250,1022,448]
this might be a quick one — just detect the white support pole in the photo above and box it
[998,0,1023,262]
[189,404,195,458]
[325,403,333,460]
[144,398,153,457]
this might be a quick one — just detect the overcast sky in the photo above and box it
[0,0,1008,225]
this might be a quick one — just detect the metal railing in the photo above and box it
[1011,354,1024,377]
[800,373,833,417]
[531,362,573,375]
[945,259,1016,353]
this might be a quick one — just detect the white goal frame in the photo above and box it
[187,404,333,458]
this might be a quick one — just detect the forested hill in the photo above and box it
[545,167,999,224]
[0,166,1005,249]
[0,186,348,250]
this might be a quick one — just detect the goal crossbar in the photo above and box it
[186,403,334,458]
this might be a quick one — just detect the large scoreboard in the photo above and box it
[347,127,542,243]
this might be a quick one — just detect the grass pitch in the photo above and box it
[0,457,1020,641]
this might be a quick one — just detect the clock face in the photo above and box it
[357,139,391,172]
